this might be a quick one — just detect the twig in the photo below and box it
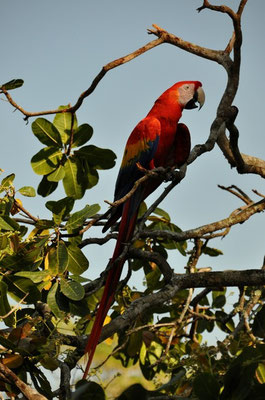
[138,165,187,233]
[225,31,236,54]
[148,24,225,65]
[13,217,37,226]
[104,168,160,208]
[0,293,28,319]
[189,310,216,321]
[0,362,47,400]
[140,198,265,242]
[218,184,252,204]
[252,189,265,199]
[92,337,129,370]
[79,232,117,248]
[0,38,164,120]
[14,199,38,222]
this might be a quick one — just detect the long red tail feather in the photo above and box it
[83,199,139,378]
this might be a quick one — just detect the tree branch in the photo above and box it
[90,269,265,345]
[0,362,47,400]
[148,24,227,64]
[0,38,163,120]
[140,198,265,242]
[129,248,173,282]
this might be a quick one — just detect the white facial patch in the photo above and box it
[178,83,196,107]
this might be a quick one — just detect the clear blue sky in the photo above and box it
[1,0,264,287]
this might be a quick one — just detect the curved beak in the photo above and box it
[185,86,205,110]
[197,86,205,110]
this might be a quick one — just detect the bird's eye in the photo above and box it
[185,85,190,90]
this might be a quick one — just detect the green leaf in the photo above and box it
[53,106,77,144]
[139,341,162,380]
[46,164,65,182]
[0,197,13,215]
[47,281,64,319]
[202,247,223,257]
[212,294,226,309]
[76,145,116,170]
[72,124,93,148]
[212,290,226,309]
[0,234,8,250]
[57,240,68,274]
[66,204,100,231]
[196,318,209,334]
[67,245,89,274]
[256,363,265,384]
[48,241,68,275]
[1,173,15,190]
[5,276,41,303]
[0,215,20,231]
[35,219,55,230]
[145,264,162,291]
[0,280,14,327]
[60,279,84,301]
[137,201,147,219]
[156,368,186,392]
[253,305,265,338]
[193,373,220,400]
[46,197,74,225]
[0,79,24,90]
[62,156,86,199]
[18,186,36,197]
[0,335,17,351]
[153,207,170,221]
[70,275,89,283]
[40,355,59,371]
[37,175,58,197]
[15,270,50,283]
[82,161,99,189]
[220,346,265,400]
[31,147,62,175]
[32,118,62,147]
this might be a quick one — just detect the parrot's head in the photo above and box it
[177,81,205,110]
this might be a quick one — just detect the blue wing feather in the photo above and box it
[103,117,161,232]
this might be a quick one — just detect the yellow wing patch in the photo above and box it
[121,117,161,168]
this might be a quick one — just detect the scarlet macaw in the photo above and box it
[83,81,205,378]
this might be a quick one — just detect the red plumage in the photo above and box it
[83,81,205,378]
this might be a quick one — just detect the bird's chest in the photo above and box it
[154,119,178,167]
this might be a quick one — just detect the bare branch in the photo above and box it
[218,184,253,204]
[129,248,173,282]
[14,199,39,222]
[237,0,249,17]
[225,31,236,54]
[197,1,237,19]
[104,167,163,208]
[0,363,47,400]
[252,189,265,199]
[95,269,265,344]
[148,24,227,66]
[58,362,71,400]
[0,38,163,120]
[80,232,117,248]
[140,198,265,242]
[0,293,28,319]
[217,130,265,177]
